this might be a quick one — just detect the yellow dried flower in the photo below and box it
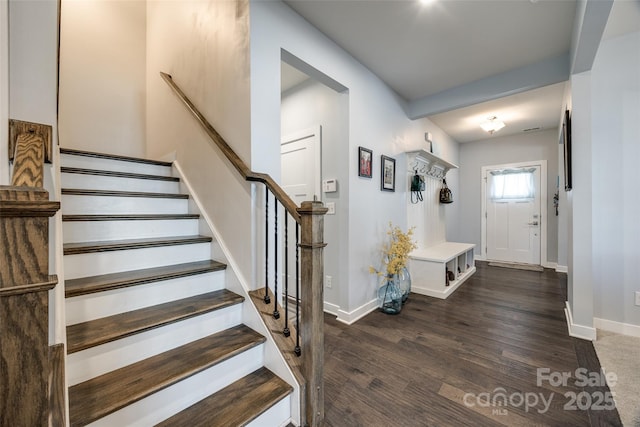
[369,222,417,276]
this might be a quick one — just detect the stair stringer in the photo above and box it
[50,145,71,426]
[173,160,300,426]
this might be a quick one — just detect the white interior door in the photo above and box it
[281,126,321,298]
[486,166,541,265]
[281,126,321,205]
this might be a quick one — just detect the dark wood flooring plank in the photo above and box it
[573,338,623,427]
[323,262,620,427]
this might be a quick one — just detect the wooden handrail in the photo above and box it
[162,71,327,426]
[160,72,301,223]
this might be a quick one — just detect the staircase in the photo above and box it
[60,148,293,426]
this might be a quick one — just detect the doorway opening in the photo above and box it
[481,161,548,266]
[279,51,349,314]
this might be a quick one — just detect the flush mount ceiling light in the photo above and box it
[480,116,506,134]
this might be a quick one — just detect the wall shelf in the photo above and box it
[406,149,458,180]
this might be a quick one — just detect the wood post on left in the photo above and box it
[0,162,60,425]
[298,200,328,427]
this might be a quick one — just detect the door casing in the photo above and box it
[480,160,548,266]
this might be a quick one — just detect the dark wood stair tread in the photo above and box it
[249,289,302,372]
[65,260,226,298]
[60,147,173,167]
[63,235,212,255]
[61,166,179,182]
[156,367,292,427]
[68,324,265,427]
[62,213,200,221]
[61,188,188,199]
[67,289,243,353]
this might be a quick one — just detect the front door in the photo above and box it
[486,165,541,265]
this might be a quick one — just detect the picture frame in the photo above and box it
[358,146,373,178]
[380,155,396,192]
[562,109,572,191]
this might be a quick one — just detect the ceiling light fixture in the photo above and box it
[480,116,506,134]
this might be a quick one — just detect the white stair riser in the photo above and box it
[67,305,244,386]
[62,195,188,215]
[60,154,173,177]
[84,345,264,427]
[61,173,180,194]
[247,396,292,427]
[64,243,211,279]
[66,271,226,325]
[63,219,199,243]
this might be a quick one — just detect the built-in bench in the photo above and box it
[409,242,475,299]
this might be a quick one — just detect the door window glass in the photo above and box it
[490,169,535,200]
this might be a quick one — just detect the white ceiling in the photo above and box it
[429,82,566,143]
[282,0,640,143]
[285,0,577,101]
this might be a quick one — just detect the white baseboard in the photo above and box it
[556,265,568,273]
[336,299,378,325]
[564,301,596,341]
[323,301,340,316]
[594,317,640,338]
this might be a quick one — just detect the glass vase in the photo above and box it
[377,275,402,314]
[395,266,411,304]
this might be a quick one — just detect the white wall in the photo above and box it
[59,0,146,157]
[281,78,348,311]
[568,71,595,333]
[146,0,253,282]
[8,0,64,344]
[458,129,560,264]
[251,0,459,320]
[0,0,8,184]
[590,31,640,328]
[556,83,571,272]
[9,0,57,131]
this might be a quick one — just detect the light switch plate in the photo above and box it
[326,202,336,215]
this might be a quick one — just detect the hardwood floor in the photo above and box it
[324,262,622,427]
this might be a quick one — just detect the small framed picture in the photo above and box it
[358,146,373,178]
[381,155,395,192]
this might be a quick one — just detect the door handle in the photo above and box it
[528,221,539,226]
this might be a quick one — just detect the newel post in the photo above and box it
[298,200,327,427]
